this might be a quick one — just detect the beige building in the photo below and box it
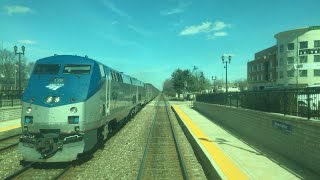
[275,26,320,87]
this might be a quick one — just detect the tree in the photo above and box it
[214,79,225,88]
[233,79,248,91]
[162,79,176,97]
[0,48,16,85]
[171,68,211,95]
[190,70,211,92]
[171,69,193,97]
[0,47,31,90]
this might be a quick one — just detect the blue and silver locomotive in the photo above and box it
[19,55,159,162]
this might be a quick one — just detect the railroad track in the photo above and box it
[137,94,189,180]
[0,134,19,153]
[3,162,72,180]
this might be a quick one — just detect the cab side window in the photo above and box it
[99,64,105,77]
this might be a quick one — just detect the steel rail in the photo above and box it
[164,98,189,180]
[3,162,35,180]
[0,134,20,142]
[52,163,73,180]
[137,94,189,180]
[0,134,20,153]
[0,142,19,152]
[137,95,160,180]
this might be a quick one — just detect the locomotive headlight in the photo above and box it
[70,107,78,113]
[26,107,32,113]
[45,96,53,103]
[54,96,60,103]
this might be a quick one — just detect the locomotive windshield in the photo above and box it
[63,64,91,74]
[33,64,60,75]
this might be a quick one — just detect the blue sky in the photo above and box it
[0,0,319,89]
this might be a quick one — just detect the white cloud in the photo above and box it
[4,5,33,15]
[212,21,231,31]
[161,8,185,16]
[18,39,37,44]
[214,32,228,37]
[127,24,152,37]
[180,20,231,39]
[161,1,191,16]
[207,31,228,39]
[180,22,212,35]
[101,0,130,19]
[111,21,118,25]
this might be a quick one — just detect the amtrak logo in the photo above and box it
[46,84,64,90]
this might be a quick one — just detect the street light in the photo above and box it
[221,55,232,93]
[211,75,217,93]
[13,45,25,93]
[14,63,18,90]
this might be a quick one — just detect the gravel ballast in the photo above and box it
[0,98,207,179]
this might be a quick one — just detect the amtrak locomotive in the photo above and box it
[19,55,159,162]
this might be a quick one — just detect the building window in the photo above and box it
[270,61,272,68]
[314,40,320,48]
[299,56,308,63]
[314,55,320,62]
[299,41,308,49]
[279,71,284,79]
[287,43,294,50]
[287,70,295,78]
[269,72,273,80]
[261,74,263,81]
[279,58,283,65]
[279,45,284,53]
[260,63,263,71]
[287,57,294,64]
[299,70,307,77]
[314,69,320,77]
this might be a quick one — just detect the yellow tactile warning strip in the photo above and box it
[0,124,21,132]
[172,105,249,180]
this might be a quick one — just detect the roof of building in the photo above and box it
[274,26,320,39]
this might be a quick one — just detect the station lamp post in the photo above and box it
[14,45,25,93]
[211,75,217,93]
[221,55,232,93]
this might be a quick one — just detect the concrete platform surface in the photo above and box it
[170,101,319,180]
[0,118,21,139]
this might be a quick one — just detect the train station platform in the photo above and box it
[170,101,319,180]
[0,118,21,139]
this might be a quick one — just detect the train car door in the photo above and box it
[106,75,111,116]
[99,64,110,116]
